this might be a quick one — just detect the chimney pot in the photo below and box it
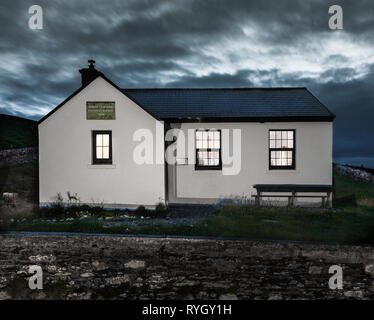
[79,59,102,87]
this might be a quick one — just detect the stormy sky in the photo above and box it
[0,0,373,165]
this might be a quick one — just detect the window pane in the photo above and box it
[288,151,293,158]
[102,134,109,147]
[281,139,288,148]
[269,131,275,139]
[276,159,281,166]
[208,139,214,148]
[96,134,103,147]
[214,131,220,140]
[288,131,293,140]
[287,158,292,166]
[196,141,203,148]
[281,158,287,166]
[102,146,109,159]
[275,140,281,148]
[271,159,276,166]
[202,131,208,140]
[96,147,102,159]
[271,151,276,159]
[282,131,287,139]
[208,131,214,140]
[196,131,202,140]
[288,140,294,148]
[281,151,287,158]
[270,140,275,148]
[276,131,281,139]
[213,140,220,148]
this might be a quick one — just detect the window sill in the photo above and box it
[87,164,116,169]
[265,169,299,174]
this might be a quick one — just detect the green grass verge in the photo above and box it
[1,162,374,244]
[3,205,374,244]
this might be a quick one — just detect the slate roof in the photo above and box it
[123,88,335,121]
[38,74,335,125]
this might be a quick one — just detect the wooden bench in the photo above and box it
[252,184,333,208]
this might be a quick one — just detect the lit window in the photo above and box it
[195,129,221,170]
[269,130,295,169]
[92,131,112,164]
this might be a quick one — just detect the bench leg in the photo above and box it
[255,192,261,206]
[321,196,326,208]
[291,192,295,207]
[325,192,331,208]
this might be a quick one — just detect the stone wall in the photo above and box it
[335,164,374,183]
[0,147,38,167]
[1,233,374,300]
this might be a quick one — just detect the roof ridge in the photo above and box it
[122,87,307,91]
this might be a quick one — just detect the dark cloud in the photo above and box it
[0,0,373,163]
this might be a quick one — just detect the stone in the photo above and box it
[219,294,238,300]
[80,273,94,278]
[0,291,11,300]
[364,264,374,275]
[124,260,146,269]
[105,275,131,285]
[308,266,323,274]
[92,261,108,271]
[29,254,56,263]
[344,290,363,299]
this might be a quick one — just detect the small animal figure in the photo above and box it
[66,192,80,204]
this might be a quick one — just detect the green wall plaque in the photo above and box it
[86,102,115,120]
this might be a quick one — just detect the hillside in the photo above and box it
[0,114,38,150]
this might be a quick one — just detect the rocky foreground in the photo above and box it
[1,234,374,300]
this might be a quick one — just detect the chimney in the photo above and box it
[79,60,102,87]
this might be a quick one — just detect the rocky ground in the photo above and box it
[1,234,374,300]
[0,147,38,167]
[335,164,374,183]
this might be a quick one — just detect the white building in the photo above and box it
[38,61,335,208]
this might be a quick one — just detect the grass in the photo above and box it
[334,173,374,200]
[0,114,38,150]
[1,161,374,244]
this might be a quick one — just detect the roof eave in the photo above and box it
[161,116,335,123]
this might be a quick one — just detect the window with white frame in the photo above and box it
[92,130,112,164]
[269,130,295,170]
[195,129,221,170]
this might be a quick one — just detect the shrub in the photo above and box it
[135,205,147,215]
[33,204,65,218]
[66,205,104,217]
[155,202,168,213]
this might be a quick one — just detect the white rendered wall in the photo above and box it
[39,77,165,207]
[172,122,333,203]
